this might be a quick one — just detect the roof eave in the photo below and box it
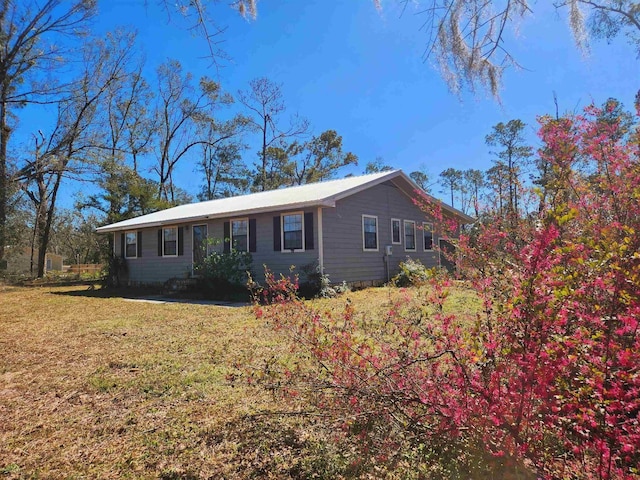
[330,169,401,203]
[393,171,476,224]
[95,199,336,234]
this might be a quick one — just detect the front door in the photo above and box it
[192,224,208,274]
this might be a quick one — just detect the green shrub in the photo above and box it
[299,261,349,298]
[392,257,432,287]
[103,255,127,288]
[194,245,252,300]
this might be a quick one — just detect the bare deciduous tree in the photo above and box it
[154,60,235,202]
[238,77,309,192]
[0,0,95,267]
[195,103,251,200]
[157,0,257,61]
[17,33,134,277]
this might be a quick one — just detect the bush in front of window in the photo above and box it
[194,245,252,300]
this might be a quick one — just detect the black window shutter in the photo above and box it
[273,216,281,251]
[157,229,162,256]
[178,227,184,256]
[304,212,314,250]
[249,219,257,252]
[120,233,125,258]
[137,231,142,257]
[223,222,230,253]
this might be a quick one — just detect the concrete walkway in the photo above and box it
[122,296,249,307]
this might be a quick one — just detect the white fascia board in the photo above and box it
[95,199,336,233]
[330,170,400,203]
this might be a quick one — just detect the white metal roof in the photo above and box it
[96,170,474,233]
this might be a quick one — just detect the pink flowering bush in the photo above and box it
[248,266,299,305]
[257,102,640,479]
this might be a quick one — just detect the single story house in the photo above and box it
[95,170,474,286]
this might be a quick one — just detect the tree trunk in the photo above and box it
[0,0,8,267]
[29,213,38,276]
[36,171,63,277]
[261,115,268,191]
[0,90,8,265]
[35,171,48,278]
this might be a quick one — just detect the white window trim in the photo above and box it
[125,231,138,259]
[404,220,416,252]
[423,222,434,252]
[162,226,178,257]
[230,217,249,252]
[362,214,379,252]
[281,211,305,253]
[391,218,401,245]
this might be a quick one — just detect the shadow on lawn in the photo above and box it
[51,285,161,300]
[50,286,250,306]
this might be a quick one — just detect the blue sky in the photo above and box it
[25,0,640,204]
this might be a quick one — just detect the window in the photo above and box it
[282,213,304,251]
[391,218,401,244]
[423,222,434,251]
[125,231,138,258]
[404,220,416,251]
[231,219,248,252]
[362,215,378,251]
[163,227,178,256]
[275,212,313,253]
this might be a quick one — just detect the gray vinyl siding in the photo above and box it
[248,209,319,278]
[113,208,320,285]
[114,227,194,284]
[322,182,440,284]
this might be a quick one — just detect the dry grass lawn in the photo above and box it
[1,284,294,478]
[3,283,481,479]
